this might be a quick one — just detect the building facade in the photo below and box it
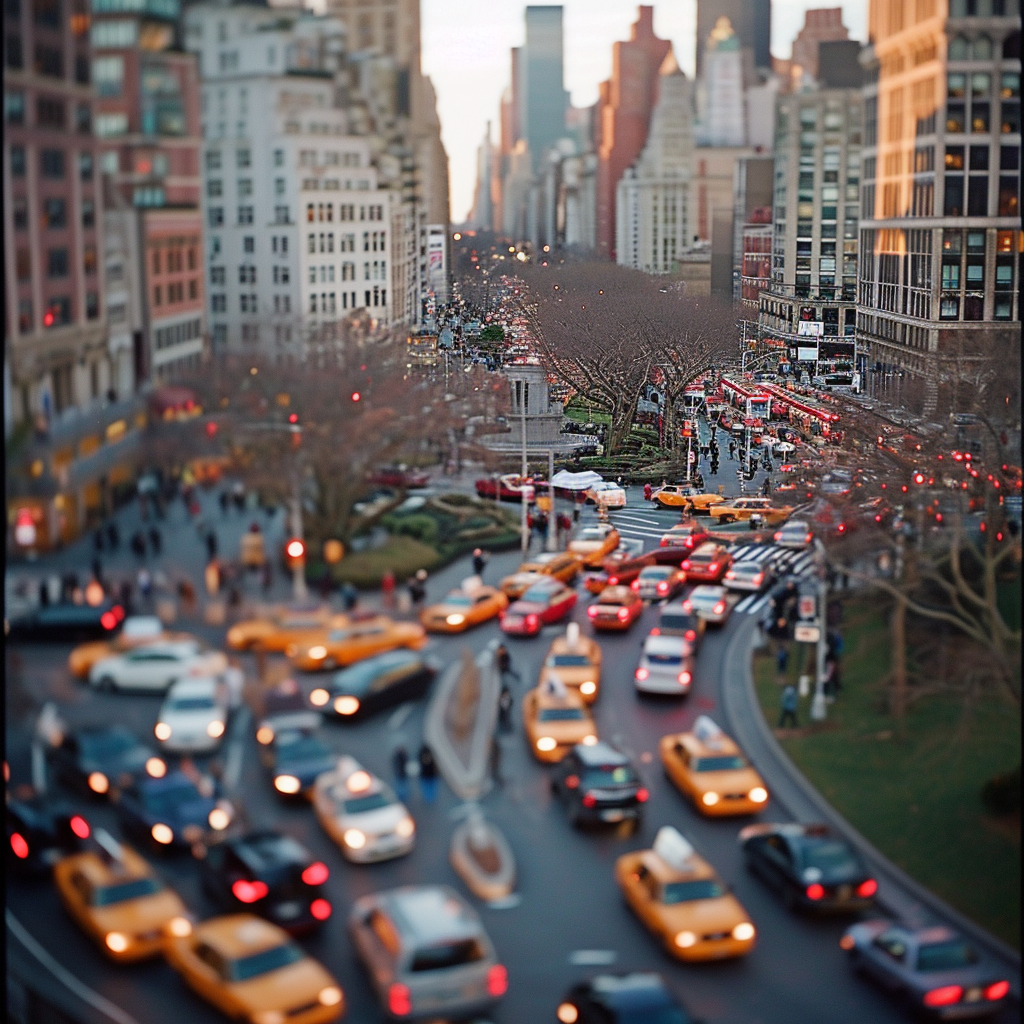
[695,0,771,77]
[791,7,851,81]
[856,0,1021,413]
[521,5,569,175]
[4,0,106,430]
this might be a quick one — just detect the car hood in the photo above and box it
[279,754,336,783]
[655,893,749,934]
[506,600,548,616]
[340,803,408,834]
[229,957,337,1014]
[87,747,153,778]
[163,708,224,730]
[90,889,187,935]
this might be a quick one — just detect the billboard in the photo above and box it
[797,347,819,362]
[797,321,824,337]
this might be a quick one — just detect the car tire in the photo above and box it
[98,675,117,693]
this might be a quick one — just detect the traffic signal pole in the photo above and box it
[291,479,308,603]
[810,538,828,721]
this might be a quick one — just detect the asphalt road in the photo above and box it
[6,499,1018,1024]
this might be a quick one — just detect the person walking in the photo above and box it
[261,560,273,595]
[776,645,789,680]
[392,746,410,802]
[418,744,438,804]
[131,530,146,559]
[779,683,799,729]
[472,548,487,576]
[148,526,162,556]
[729,440,737,460]
[489,736,503,789]
[381,569,396,610]
[205,530,218,562]
[341,582,358,611]
[495,643,519,682]
[219,491,230,515]
[107,522,120,550]
[643,482,653,502]
[409,569,427,606]
[137,566,153,602]
[498,681,513,733]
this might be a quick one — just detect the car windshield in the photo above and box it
[662,879,727,904]
[598,595,626,606]
[335,653,414,691]
[643,569,671,579]
[660,614,695,631]
[916,940,979,972]
[646,652,683,665]
[278,737,330,762]
[168,696,215,712]
[689,553,714,564]
[690,593,720,606]
[229,942,304,982]
[80,730,137,759]
[693,756,746,772]
[800,840,859,873]
[410,939,484,972]
[579,530,604,541]
[443,595,473,608]
[343,792,393,815]
[549,654,591,667]
[92,876,163,906]
[583,765,635,786]
[141,782,202,815]
[538,708,585,722]
[521,586,557,603]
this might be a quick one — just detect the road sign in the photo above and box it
[798,595,816,619]
[794,623,820,643]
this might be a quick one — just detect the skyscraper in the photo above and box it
[521,6,569,173]
[791,7,850,83]
[595,5,672,258]
[695,0,771,78]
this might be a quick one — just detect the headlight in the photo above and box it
[674,930,697,948]
[167,916,192,938]
[146,757,167,778]
[307,646,327,660]
[318,986,343,1007]
[446,613,466,626]
[206,720,225,739]
[732,922,756,941]
[579,681,596,696]
[343,828,366,849]
[309,688,330,707]
[256,726,274,745]
[581,734,598,745]
[105,931,130,953]
[334,695,360,716]
[749,786,768,803]
[274,775,301,794]
[701,791,720,806]
[151,823,174,844]
[154,722,172,741]
[395,816,415,838]
[88,771,109,794]
[557,1004,580,1024]
[208,807,231,831]
[536,737,557,752]
[251,1012,285,1024]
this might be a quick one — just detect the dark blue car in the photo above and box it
[47,724,163,799]
[261,728,336,798]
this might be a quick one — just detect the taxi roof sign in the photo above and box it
[692,715,723,743]
[653,826,696,870]
[566,622,580,645]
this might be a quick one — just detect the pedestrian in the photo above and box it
[119,579,134,615]
[489,736,503,789]
[409,568,427,606]
[498,681,513,732]
[219,491,230,515]
[341,581,358,611]
[762,477,772,498]
[107,522,120,550]
[91,556,103,585]
[779,683,799,729]
[643,482,653,501]
[232,481,245,511]
[418,744,438,803]
[176,577,194,614]
[557,511,572,542]
[572,503,581,524]
[148,526,162,556]
[729,441,736,459]
[131,531,146,559]
[205,531,218,562]
[776,645,789,678]
[381,569,396,610]
[472,548,487,576]
[39,578,50,606]
[392,746,410,802]
[93,528,104,553]
[137,567,153,601]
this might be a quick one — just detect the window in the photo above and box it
[5,90,25,124]
[238,206,253,225]
[308,234,316,254]
[40,149,64,178]
[944,176,965,216]
[209,207,224,228]
[78,152,93,181]
[43,297,71,327]
[48,248,69,277]
[236,148,250,168]
[42,197,66,229]
[93,56,124,97]
[13,197,28,230]
[206,180,222,198]
[211,294,226,312]
[11,145,26,176]
[1002,102,1021,134]
[91,19,136,47]
[275,177,285,195]
[275,206,290,224]
[82,199,94,229]
[210,266,225,285]
[972,103,990,133]
[16,248,30,280]
[95,112,128,137]
[243,236,254,254]
[18,299,33,332]
[238,178,252,197]
[998,176,1019,215]
[274,149,284,167]
[6,34,23,70]
[947,103,965,133]
[86,292,99,319]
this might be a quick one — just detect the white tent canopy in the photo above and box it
[550,469,604,491]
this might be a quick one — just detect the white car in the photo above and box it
[682,585,735,625]
[634,634,694,695]
[774,519,813,549]
[312,755,415,863]
[723,559,773,593]
[89,641,228,693]
[585,480,627,509]
[120,615,164,640]
[154,676,230,753]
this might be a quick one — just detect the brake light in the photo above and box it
[923,985,963,1008]
[582,793,597,808]
[805,533,812,542]
[725,570,735,579]
[856,878,877,898]
[714,602,726,614]
[681,561,691,570]
[682,601,692,612]
[526,614,539,629]
[685,629,696,641]
[875,514,882,522]
[487,964,508,997]
[635,667,649,681]
[774,532,783,542]
[805,883,825,900]
[649,628,660,636]
[837,523,846,533]
[985,981,1010,1001]
[752,574,764,585]
[630,580,640,591]
[708,563,719,572]
[112,604,125,621]
[389,983,412,1016]
[100,612,117,630]
[636,788,649,803]
[302,861,329,886]
[564,774,580,789]
[617,607,629,621]
[608,576,618,585]
[587,605,598,617]
[231,879,269,903]
[657,582,669,593]
[677,671,691,685]
[69,815,90,840]
[10,833,29,859]
[309,898,332,920]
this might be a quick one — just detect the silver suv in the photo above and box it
[349,885,507,1019]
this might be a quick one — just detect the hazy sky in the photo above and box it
[421,0,868,223]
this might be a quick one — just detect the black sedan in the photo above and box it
[259,727,336,798]
[198,830,333,933]
[7,600,125,643]
[556,972,698,1024]
[551,741,649,829]
[309,649,438,720]
[46,724,165,799]
[840,919,1011,1019]
[739,822,878,913]
[7,795,91,874]
[115,768,236,852]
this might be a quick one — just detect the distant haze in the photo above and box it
[421,0,868,224]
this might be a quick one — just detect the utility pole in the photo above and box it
[810,537,828,721]
[520,396,529,554]
[546,449,556,552]
[291,473,308,603]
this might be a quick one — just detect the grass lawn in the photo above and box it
[754,600,1021,949]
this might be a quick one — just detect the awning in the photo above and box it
[550,469,604,491]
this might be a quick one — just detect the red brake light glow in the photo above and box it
[309,898,332,921]
[582,793,597,808]
[681,561,691,570]
[231,879,269,903]
[526,614,539,629]
[856,878,877,898]
[564,774,580,789]
[608,576,618,585]
[649,628,660,636]
[678,671,691,685]
[636,787,649,803]
[487,964,509,997]
[112,605,125,621]
[682,601,692,612]
[617,607,629,620]
[805,883,825,900]
[985,981,1010,1001]
[302,861,329,886]
[388,983,412,1016]
[10,833,29,859]
[635,667,650,681]
[923,986,963,1008]
[708,563,718,572]
[69,815,90,839]
[685,629,696,641]
[587,605,598,617]
[714,602,726,614]
[630,580,640,591]
[100,612,117,630]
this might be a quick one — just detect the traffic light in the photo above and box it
[205,420,218,438]
[913,472,925,485]
[284,538,306,569]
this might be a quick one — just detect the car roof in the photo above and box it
[689,585,727,597]
[598,586,634,602]
[781,519,809,530]
[690,542,724,556]
[660,601,695,615]
[197,914,290,958]
[166,675,218,698]
[731,559,768,572]
[639,847,714,883]
[382,886,480,944]
[639,565,674,575]
[586,973,674,1008]
[230,831,310,874]
[680,731,741,758]
[644,635,688,655]
[121,616,164,638]
[72,845,153,887]
[573,741,628,766]
[547,635,599,655]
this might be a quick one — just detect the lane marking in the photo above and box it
[7,909,143,1024]
[486,894,522,910]
[745,594,771,617]
[733,594,758,614]
[569,949,618,966]
[388,702,415,730]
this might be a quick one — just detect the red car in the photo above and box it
[587,585,644,632]
[369,466,430,488]
[583,551,656,595]
[474,474,535,502]
[659,521,710,550]
[680,542,732,583]
[500,579,578,637]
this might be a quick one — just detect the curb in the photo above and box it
[722,614,1021,991]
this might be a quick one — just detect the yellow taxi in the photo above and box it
[290,616,426,672]
[499,551,582,598]
[226,606,347,654]
[707,496,793,525]
[615,826,757,962]
[68,623,195,679]
[659,716,769,815]
[522,677,598,763]
[568,524,621,567]
[540,623,602,703]
[420,579,508,633]
[53,830,193,962]
[165,913,344,1023]
[655,486,727,513]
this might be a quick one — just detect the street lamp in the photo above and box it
[809,538,829,722]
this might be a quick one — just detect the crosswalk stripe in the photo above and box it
[733,593,759,613]
[744,593,771,616]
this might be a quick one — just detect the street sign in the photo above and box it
[794,623,820,643]
[798,595,816,619]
